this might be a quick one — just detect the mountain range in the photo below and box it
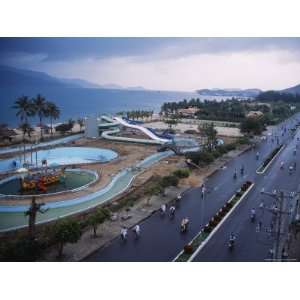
[0,65,145,91]
[281,84,300,95]
[196,88,262,98]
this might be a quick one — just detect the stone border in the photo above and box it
[173,181,255,262]
[256,144,284,174]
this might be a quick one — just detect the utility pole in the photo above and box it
[261,190,294,260]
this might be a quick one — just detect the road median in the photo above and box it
[256,144,284,174]
[173,181,255,262]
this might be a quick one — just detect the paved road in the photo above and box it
[85,114,300,261]
[194,119,300,261]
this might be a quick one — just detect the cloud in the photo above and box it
[1,37,300,91]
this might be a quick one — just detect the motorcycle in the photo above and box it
[228,239,235,251]
[180,220,189,233]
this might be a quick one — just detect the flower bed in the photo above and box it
[174,180,254,262]
[256,145,283,174]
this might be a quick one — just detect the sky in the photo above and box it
[1,37,300,91]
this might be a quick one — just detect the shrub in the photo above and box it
[0,238,45,261]
[160,175,179,188]
[184,129,198,134]
[184,244,193,254]
[224,143,237,152]
[212,150,222,159]
[237,136,250,145]
[203,225,212,233]
[173,169,190,178]
[216,145,228,154]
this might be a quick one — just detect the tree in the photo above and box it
[25,196,48,239]
[199,123,217,151]
[240,117,265,135]
[46,102,60,136]
[12,96,35,125]
[88,208,106,238]
[55,123,73,134]
[164,118,178,129]
[19,122,34,140]
[33,94,47,140]
[77,118,85,132]
[52,219,81,259]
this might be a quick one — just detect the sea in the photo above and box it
[0,86,234,127]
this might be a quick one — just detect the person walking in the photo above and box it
[133,224,140,238]
[169,205,176,218]
[121,227,128,241]
[160,203,166,215]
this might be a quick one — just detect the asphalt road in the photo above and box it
[85,114,300,262]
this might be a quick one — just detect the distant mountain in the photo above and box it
[0,65,79,89]
[0,65,147,91]
[281,84,300,95]
[59,78,103,89]
[196,88,262,98]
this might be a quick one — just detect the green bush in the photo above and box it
[160,175,179,188]
[212,150,222,159]
[0,238,45,262]
[237,136,250,145]
[173,169,190,178]
[224,143,237,151]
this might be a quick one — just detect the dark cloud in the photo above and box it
[1,37,300,67]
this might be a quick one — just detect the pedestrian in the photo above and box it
[121,227,128,241]
[169,205,176,218]
[281,248,288,260]
[160,203,166,215]
[133,224,140,238]
[256,220,262,232]
[259,201,264,210]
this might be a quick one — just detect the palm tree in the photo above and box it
[12,96,34,125]
[33,94,47,140]
[13,96,35,161]
[46,102,60,136]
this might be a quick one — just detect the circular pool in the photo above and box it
[0,169,98,197]
[0,147,118,173]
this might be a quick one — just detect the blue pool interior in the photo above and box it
[0,146,118,172]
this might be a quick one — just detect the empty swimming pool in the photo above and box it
[0,147,118,173]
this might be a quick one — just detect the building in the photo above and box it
[246,111,264,118]
[177,107,200,117]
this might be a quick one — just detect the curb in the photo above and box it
[256,145,285,174]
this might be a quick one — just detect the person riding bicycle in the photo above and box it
[240,164,245,175]
[180,217,190,232]
[256,151,260,160]
[229,232,236,245]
